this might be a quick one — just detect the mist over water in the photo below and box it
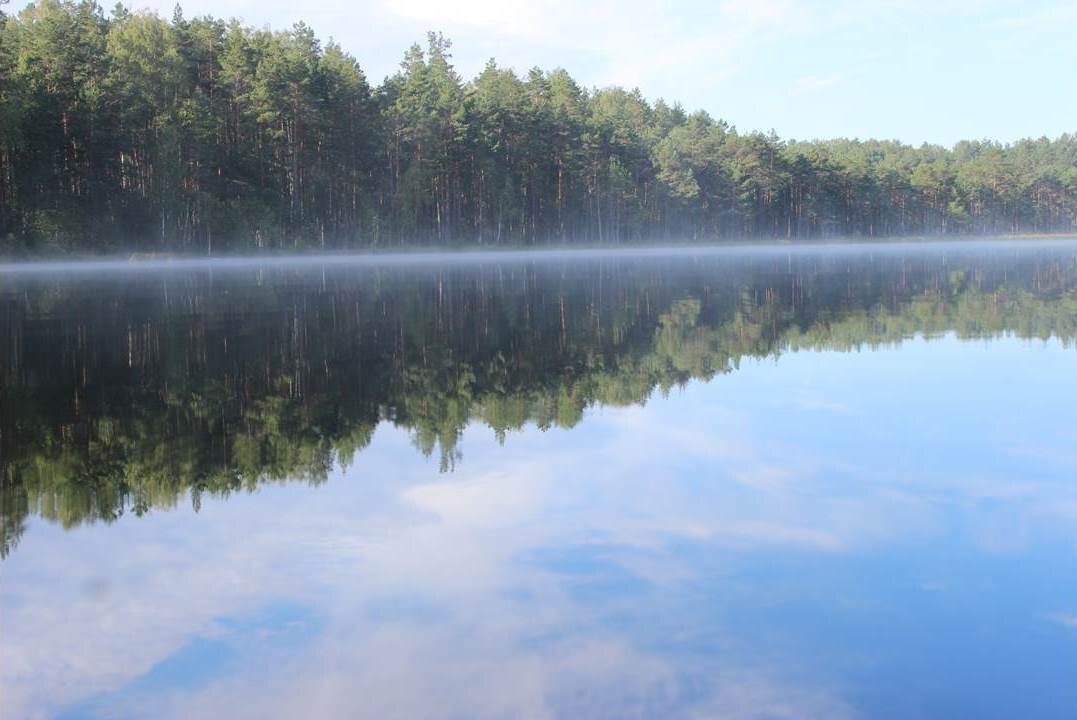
[2,237,1076,274]
[3,241,1077,719]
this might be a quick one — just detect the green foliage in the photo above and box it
[1,1,1075,253]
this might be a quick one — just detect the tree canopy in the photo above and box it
[1,1,1075,254]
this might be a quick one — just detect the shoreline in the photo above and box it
[2,235,1077,274]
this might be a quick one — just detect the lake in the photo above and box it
[3,240,1077,719]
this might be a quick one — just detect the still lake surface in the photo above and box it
[3,241,1077,719]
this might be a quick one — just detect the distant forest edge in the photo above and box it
[1,1,1077,254]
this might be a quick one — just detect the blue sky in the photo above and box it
[8,0,1077,145]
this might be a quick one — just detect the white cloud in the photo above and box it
[792,71,852,96]
[1046,613,1077,631]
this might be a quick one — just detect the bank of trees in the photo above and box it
[1,0,1076,253]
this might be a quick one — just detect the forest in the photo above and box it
[1,0,1076,254]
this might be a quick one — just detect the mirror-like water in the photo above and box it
[3,241,1077,719]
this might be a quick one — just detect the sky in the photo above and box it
[5,1,1077,159]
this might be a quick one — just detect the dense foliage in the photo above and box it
[1,0,1076,253]
[4,247,1077,553]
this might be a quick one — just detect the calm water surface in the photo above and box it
[3,241,1077,719]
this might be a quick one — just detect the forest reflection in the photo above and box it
[3,244,1077,555]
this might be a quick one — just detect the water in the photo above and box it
[3,241,1077,719]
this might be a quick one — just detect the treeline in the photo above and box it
[1,0,1077,253]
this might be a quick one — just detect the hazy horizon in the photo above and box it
[4,236,1077,274]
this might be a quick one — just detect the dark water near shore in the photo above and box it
[3,241,1077,719]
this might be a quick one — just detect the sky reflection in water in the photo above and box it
[3,244,1077,719]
